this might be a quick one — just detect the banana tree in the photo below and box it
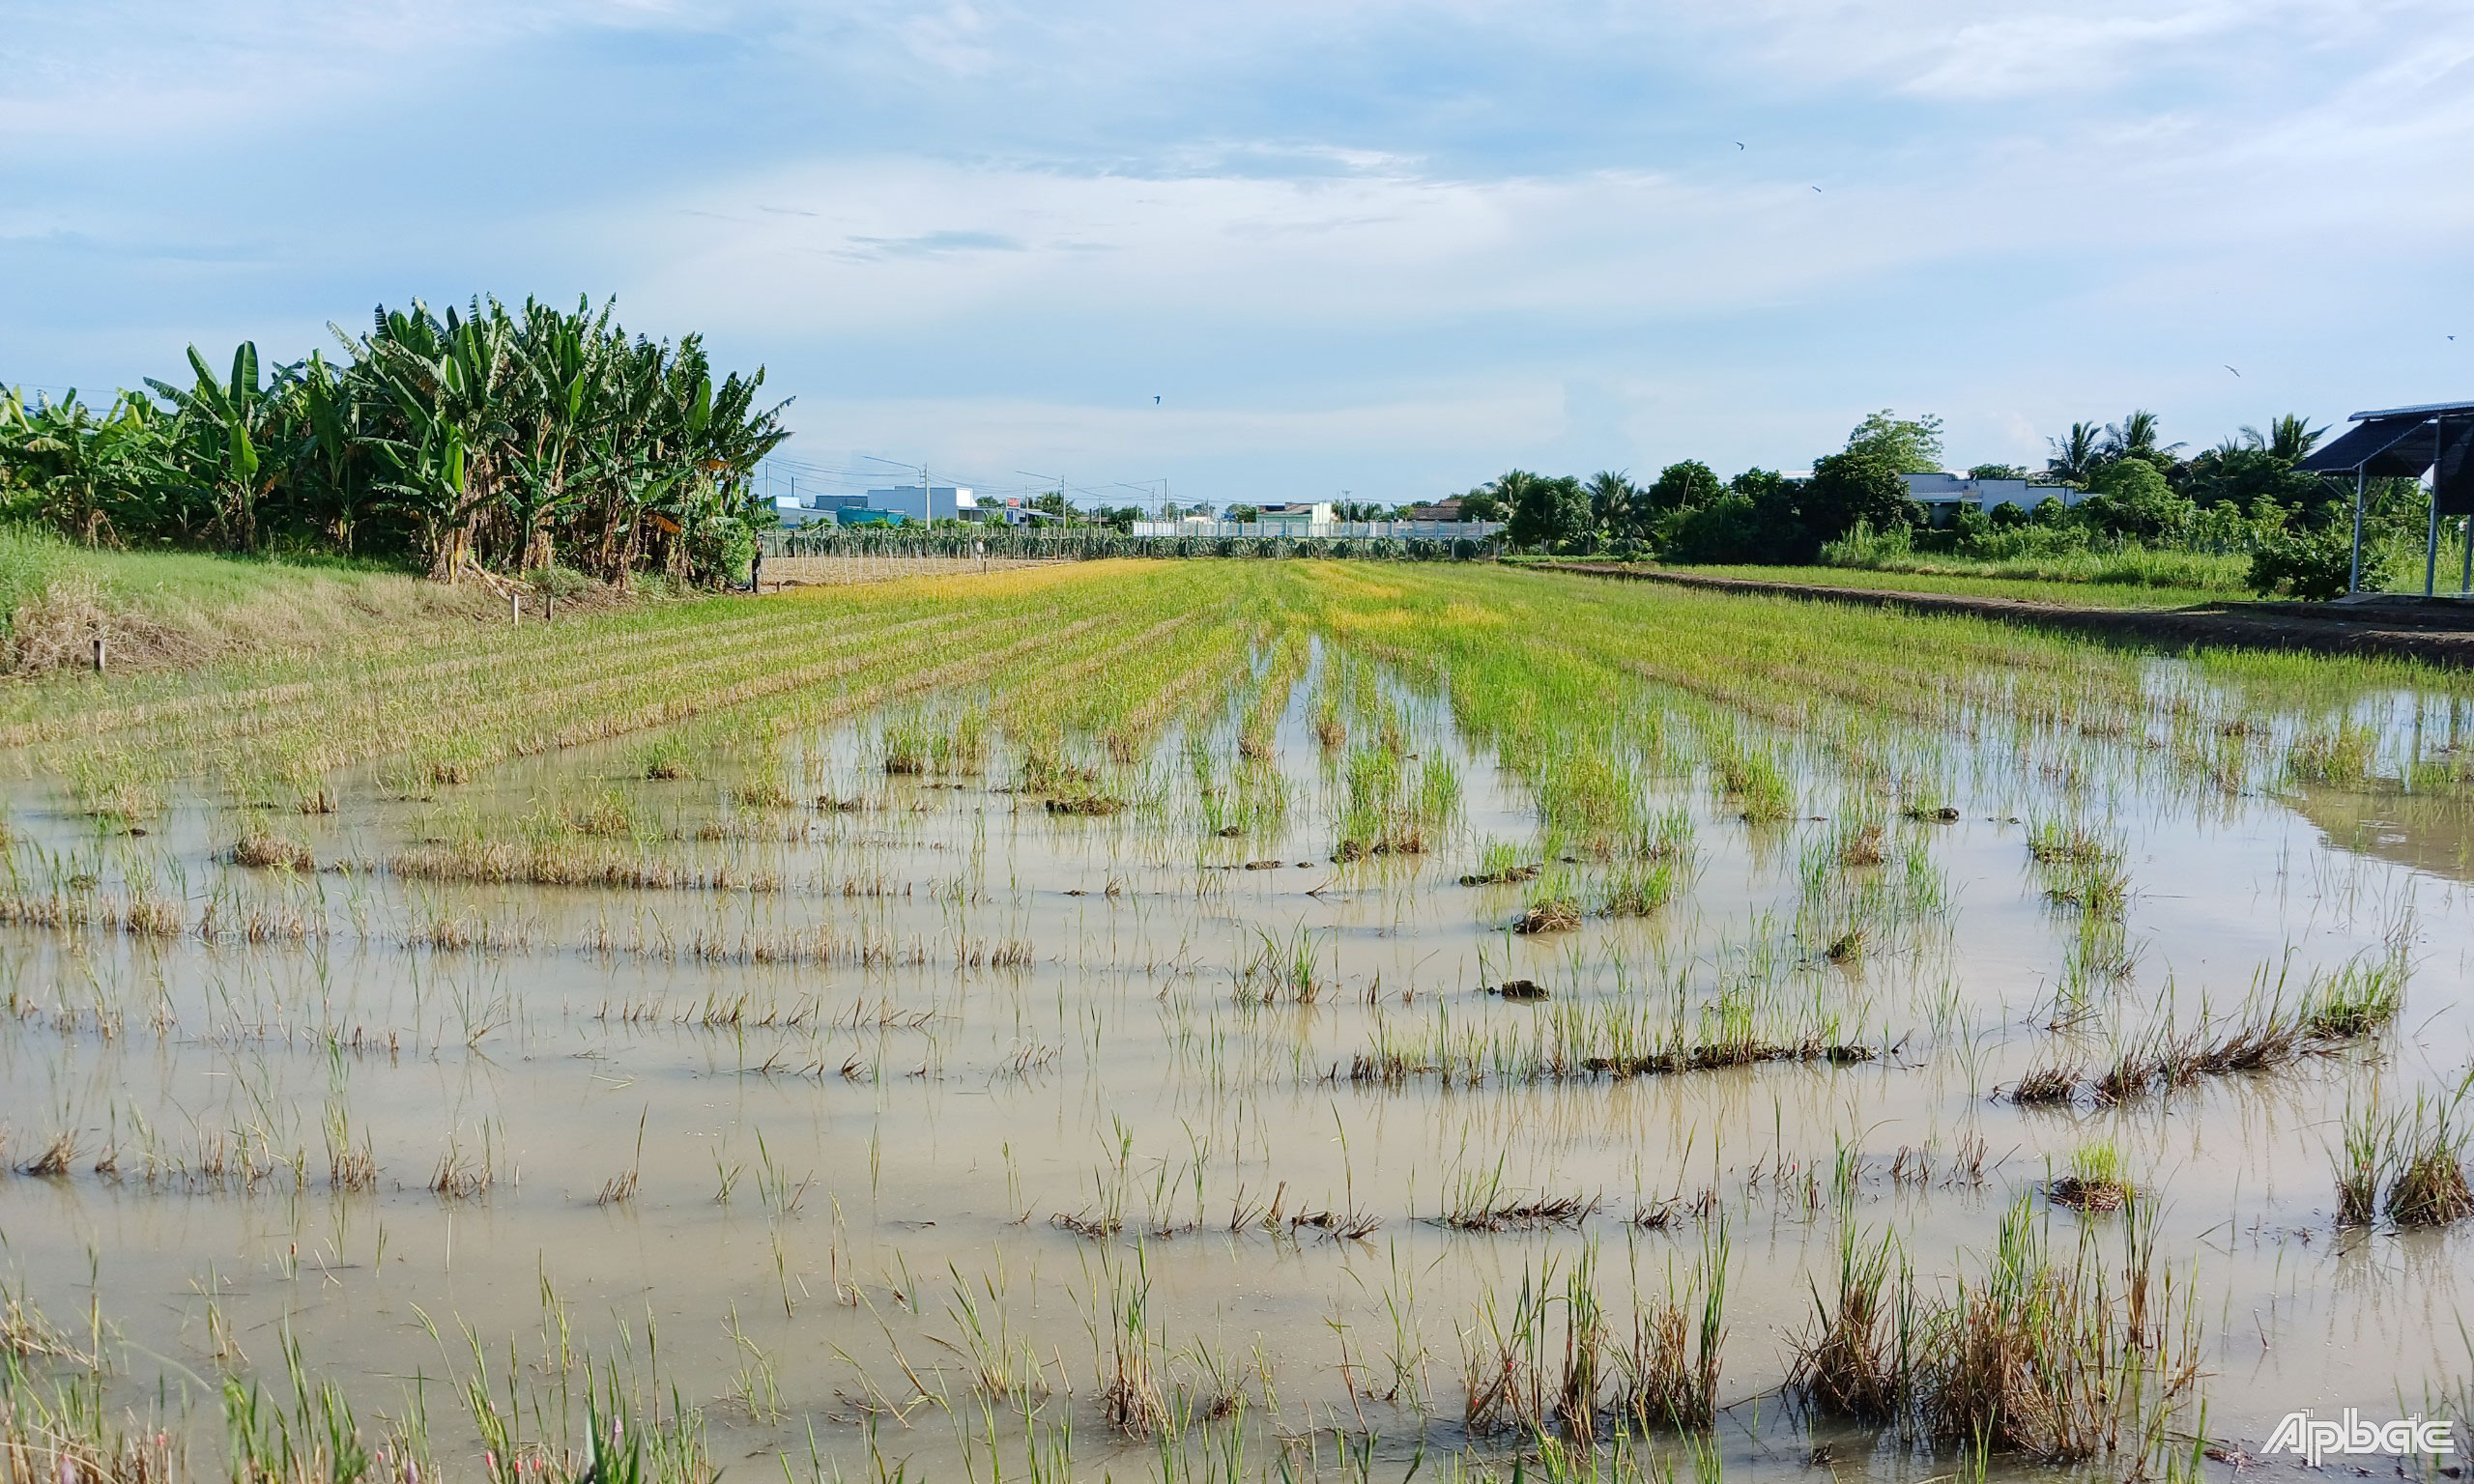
[357,303,517,579]
[0,388,174,545]
[146,343,278,551]
[291,350,378,552]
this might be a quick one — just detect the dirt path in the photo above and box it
[1534,561,2474,668]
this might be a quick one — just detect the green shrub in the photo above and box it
[2248,523,2352,600]
[522,565,590,601]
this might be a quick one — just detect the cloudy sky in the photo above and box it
[4,1,2470,507]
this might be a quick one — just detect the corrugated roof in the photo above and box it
[2349,399,2474,420]
[2299,414,2446,475]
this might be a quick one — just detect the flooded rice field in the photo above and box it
[2,561,2470,1482]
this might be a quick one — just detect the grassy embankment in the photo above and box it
[0,525,505,676]
[1662,562,2243,609]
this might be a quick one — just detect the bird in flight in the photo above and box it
[1735,141,1744,149]
[1810,185,1822,193]
[2224,365,2241,377]
[1154,395,1162,405]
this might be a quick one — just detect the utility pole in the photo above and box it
[1016,471,1066,546]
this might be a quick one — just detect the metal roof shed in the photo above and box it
[2298,400,2474,595]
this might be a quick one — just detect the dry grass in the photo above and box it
[2385,1091,2474,1228]
[1511,898,1582,934]
[597,1111,647,1206]
[388,840,780,892]
[15,1131,75,1178]
[1438,1191,1601,1232]
[232,829,314,870]
[1789,1222,1908,1424]
[1050,1210,1123,1241]
[2007,964,2403,1106]
[2045,1142,2135,1213]
[2,528,512,677]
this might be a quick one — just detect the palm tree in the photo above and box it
[2045,421,2103,486]
[2239,414,2326,462]
[2100,410,2183,466]
[1584,471,1640,536]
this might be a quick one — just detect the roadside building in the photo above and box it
[1898,472,2085,517]
[1252,501,1336,535]
[771,493,874,527]
[864,485,975,523]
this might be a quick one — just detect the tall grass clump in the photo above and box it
[1710,745,1794,823]
[1236,925,1328,1005]
[2046,1140,2135,1212]
[2333,1098,2387,1226]
[1460,838,1540,886]
[1460,1241,1724,1446]
[1333,745,1443,860]
[1789,1218,1912,1424]
[2284,719,2378,789]
[1622,1216,1731,1432]
[2028,819,2129,917]
[2376,1084,2474,1229]
[1596,859,1676,918]
[1794,1199,2199,1465]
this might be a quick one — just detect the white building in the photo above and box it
[865,485,975,523]
[1127,517,1505,541]
[1251,502,1335,533]
[1900,472,2085,513]
[772,494,875,527]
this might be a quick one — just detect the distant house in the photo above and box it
[864,485,974,523]
[1899,472,2084,514]
[772,494,873,528]
[1253,501,1335,533]
[1404,498,1463,523]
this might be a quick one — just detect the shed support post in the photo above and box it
[2427,491,2442,597]
[2460,513,2471,597]
[2349,470,2367,594]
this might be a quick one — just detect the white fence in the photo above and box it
[1128,520,1506,540]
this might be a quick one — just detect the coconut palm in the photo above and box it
[2045,422,2104,486]
[2239,414,2327,463]
[2100,410,2183,466]
[1584,471,1641,537]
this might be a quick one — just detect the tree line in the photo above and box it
[1457,408,2391,594]
[0,296,790,586]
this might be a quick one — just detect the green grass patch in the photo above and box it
[1660,562,2240,610]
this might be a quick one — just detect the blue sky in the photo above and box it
[4,1,2470,509]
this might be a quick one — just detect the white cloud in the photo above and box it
[799,384,1569,471]
[6,0,2473,497]
[610,157,1962,340]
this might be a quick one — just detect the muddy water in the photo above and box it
[2,649,2471,1482]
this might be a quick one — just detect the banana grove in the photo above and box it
[0,295,790,585]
